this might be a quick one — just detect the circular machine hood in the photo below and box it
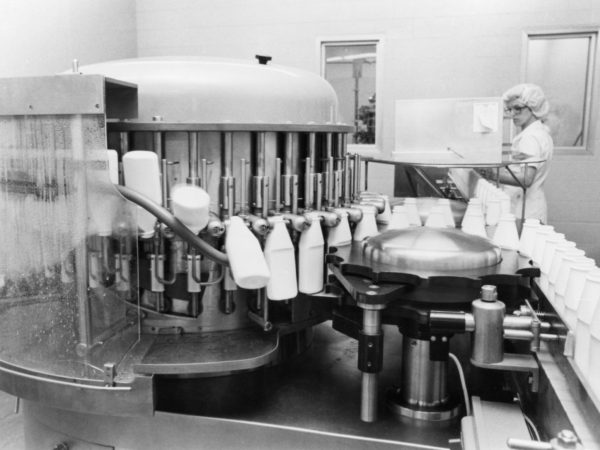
[362,227,502,272]
[77,56,342,125]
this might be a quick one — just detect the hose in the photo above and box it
[449,352,471,416]
[115,184,229,265]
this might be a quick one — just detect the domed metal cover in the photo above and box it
[362,228,501,271]
[77,56,341,125]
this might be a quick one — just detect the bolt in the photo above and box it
[366,290,377,295]
[368,342,373,348]
[368,284,379,290]
[557,430,578,447]
[430,336,437,342]
[441,336,448,342]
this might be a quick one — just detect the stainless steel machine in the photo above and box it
[0,56,598,449]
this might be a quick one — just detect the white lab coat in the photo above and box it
[502,120,553,223]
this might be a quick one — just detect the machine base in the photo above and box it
[387,389,462,422]
[21,324,461,450]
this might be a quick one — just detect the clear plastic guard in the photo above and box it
[0,114,141,384]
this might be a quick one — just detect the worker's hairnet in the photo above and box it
[502,83,550,119]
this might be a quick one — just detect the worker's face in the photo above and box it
[505,101,535,129]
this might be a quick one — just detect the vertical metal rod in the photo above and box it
[361,308,382,423]
[240,158,248,214]
[161,159,169,210]
[327,155,334,206]
[292,174,299,214]
[304,157,313,210]
[200,159,208,190]
[220,132,235,218]
[344,154,352,205]
[284,133,294,175]
[282,133,295,212]
[257,132,266,176]
[190,292,199,317]
[315,173,323,211]
[119,132,129,154]
[188,132,200,185]
[353,153,362,200]
[308,133,316,173]
[262,177,270,218]
[72,115,92,353]
[275,158,281,212]
[253,132,267,216]
[222,132,233,178]
[153,131,163,160]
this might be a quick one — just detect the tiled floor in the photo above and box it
[0,391,24,450]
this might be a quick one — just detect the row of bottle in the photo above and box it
[519,218,600,399]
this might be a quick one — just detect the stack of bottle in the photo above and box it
[518,218,600,399]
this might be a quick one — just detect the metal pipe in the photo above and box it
[220,132,235,218]
[353,153,361,200]
[187,132,200,186]
[315,173,323,210]
[304,157,313,210]
[116,185,228,264]
[240,158,248,214]
[275,158,282,212]
[153,131,163,161]
[360,308,381,423]
[200,159,209,190]
[344,154,352,205]
[119,132,129,154]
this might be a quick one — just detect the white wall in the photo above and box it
[134,0,600,262]
[0,0,137,77]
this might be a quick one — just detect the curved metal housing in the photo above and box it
[78,56,344,126]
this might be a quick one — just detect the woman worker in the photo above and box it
[481,83,554,223]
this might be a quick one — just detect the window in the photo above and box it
[524,30,597,151]
[321,39,381,154]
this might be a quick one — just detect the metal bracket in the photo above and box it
[471,353,540,392]
[103,363,116,387]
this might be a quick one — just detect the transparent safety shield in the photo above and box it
[0,113,141,384]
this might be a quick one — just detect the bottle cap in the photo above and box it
[481,285,498,302]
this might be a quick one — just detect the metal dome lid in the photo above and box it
[76,56,342,125]
[362,227,502,272]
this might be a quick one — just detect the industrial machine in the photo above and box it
[0,56,598,449]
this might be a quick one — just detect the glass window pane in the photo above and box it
[526,35,592,147]
[323,43,377,144]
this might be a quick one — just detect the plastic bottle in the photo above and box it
[518,218,541,257]
[298,212,324,294]
[328,211,352,246]
[122,151,162,238]
[388,205,410,230]
[437,198,455,228]
[376,194,392,224]
[492,214,520,250]
[225,216,270,289]
[353,205,379,241]
[264,216,298,300]
[171,184,211,234]
[403,198,422,226]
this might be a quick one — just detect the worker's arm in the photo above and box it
[477,165,537,188]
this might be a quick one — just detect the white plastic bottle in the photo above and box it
[225,216,270,289]
[298,212,324,294]
[403,198,422,226]
[122,151,162,238]
[171,184,211,234]
[353,205,379,241]
[264,216,298,300]
[328,211,352,246]
[388,205,410,230]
